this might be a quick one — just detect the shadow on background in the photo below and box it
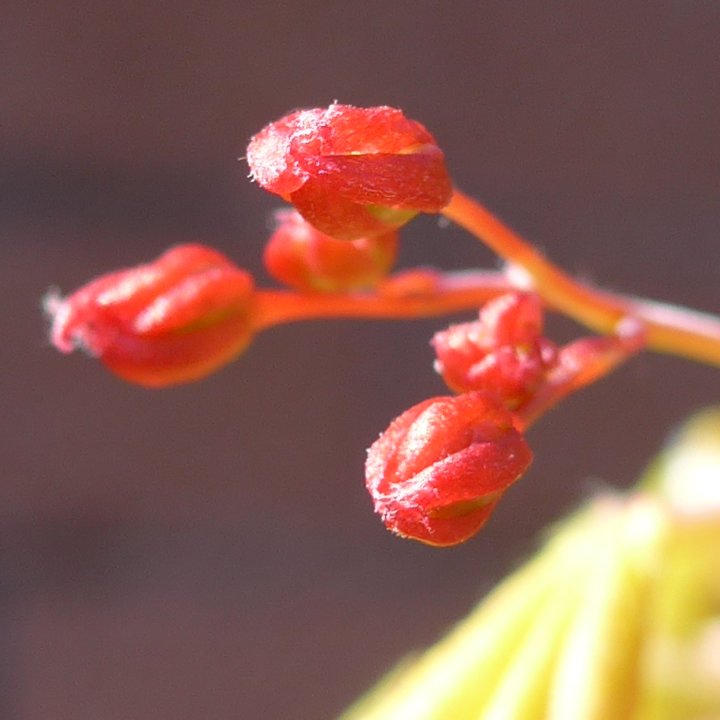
[2,3,720,718]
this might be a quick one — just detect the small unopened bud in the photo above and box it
[47,244,256,387]
[264,209,398,292]
[432,292,557,409]
[247,103,452,240]
[366,392,532,546]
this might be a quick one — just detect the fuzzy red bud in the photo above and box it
[247,103,452,240]
[366,392,532,546]
[264,209,398,292]
[432,292,557,409]
[47,244,256,387]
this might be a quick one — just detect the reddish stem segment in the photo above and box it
[442,189,720,367]
[515,321,647,430]
[249,269,512,332]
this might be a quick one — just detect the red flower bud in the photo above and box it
[47,244,256,387]
[247,103,452,240]
[432,292,558,409]
[366,392,532,546]
[264,209,398,292]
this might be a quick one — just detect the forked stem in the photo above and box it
[442,189,720,367]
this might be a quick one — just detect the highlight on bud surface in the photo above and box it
[247,103,452,240]
[264,209,398,292]
[366,392,533,546]
[432,292,558,409]
[47,244,256,387]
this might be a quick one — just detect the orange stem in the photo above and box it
[250,269,512,332]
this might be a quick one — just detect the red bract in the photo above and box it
[432,292,558,409]
[366,392,532,546]
[47,244,256,387]
[247,103,452,240]
[264,209,398,292]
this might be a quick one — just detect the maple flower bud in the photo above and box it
[366,392,532,547]
[264,209,398,292]
[432,292,558,409]
[247,103,452,240]
[47,244,256,387]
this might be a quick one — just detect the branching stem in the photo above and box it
[442,189,720,367]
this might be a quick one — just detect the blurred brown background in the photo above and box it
[2,2,720,718]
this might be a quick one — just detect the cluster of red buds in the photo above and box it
[46,103,720,546]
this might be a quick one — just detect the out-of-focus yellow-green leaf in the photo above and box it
[547,498,665,720]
